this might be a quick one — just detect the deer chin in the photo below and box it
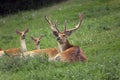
[57,38,67,44]
[57,40,64,44]
[21,36,25,39]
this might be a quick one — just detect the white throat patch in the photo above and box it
[58,43,66,52]
[21,39,27,52]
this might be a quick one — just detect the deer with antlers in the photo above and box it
[4,28,29,57]
[45,14,87,62]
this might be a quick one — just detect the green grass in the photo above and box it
[0,0,120,80]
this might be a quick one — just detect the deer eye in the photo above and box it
[34,40,37,42]
[23,34,25,37]
[62,34,66,37]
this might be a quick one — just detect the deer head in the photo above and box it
[31,35,43,46]
[45,14,83,44]
[16,28,29,39]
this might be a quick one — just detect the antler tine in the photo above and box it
[45,16,59,32]
[67,14,83,32]
[64,20,67,32]
[54,20,60,32]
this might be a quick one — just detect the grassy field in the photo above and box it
[0,0,120,80]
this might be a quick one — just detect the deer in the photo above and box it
[4,28,29,57]
[31,35,43,50]
[23,35,58,61]
[45,14,87,62]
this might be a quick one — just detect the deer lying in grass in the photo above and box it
[4,28,29,57]
[31,35,43,50]
[45,14,87,62]
[23,35,58,61]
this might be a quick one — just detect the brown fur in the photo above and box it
[0,48,2,51]
[55,46,87,62]
[24,48,58,60]
[4,48,22,56]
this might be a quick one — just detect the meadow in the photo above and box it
[0,0,120,80]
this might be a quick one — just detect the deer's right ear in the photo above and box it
[16,30,21,35]
[24,28,29,34]
[53,31,58,37]
[65,31,73,36]
[39,35,43,40]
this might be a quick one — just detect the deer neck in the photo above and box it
[58,40,73,52]
[20,38,27,52]
[35,45,40,50]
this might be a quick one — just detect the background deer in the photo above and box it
[23,35,58,61]
[31,35,43,50]
[4,28,29,56]
[45,14,87,62]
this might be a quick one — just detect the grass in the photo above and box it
[0,0,120,80]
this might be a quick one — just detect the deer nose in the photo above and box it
[22,35,25,39]
[37,41,40,45]
[57,37,60,40]
[23,35,25,37]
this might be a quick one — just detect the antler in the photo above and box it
[64,20,67,32]
[45,16,59,32]
[66,14,83,32]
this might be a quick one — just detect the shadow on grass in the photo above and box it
[0,0,67,17]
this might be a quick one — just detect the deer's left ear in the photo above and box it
[53,31,59,37]
[25,28,29,34]
[31,36,36,41]
[16,30,21,35]
[65,31,73,36]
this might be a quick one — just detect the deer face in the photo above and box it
[53,30,72,44]
[45,14,83,44]
[31,36,43,45]
[16,28,29,39]
[34,38,40,45]
[54,32,67,44]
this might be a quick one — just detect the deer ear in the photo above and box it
[16,30,21,35]
[65,31,73,36]
[25,28,29,34]
[39,35,43,40]
[53,31,58,37]
[31,36,35,41]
